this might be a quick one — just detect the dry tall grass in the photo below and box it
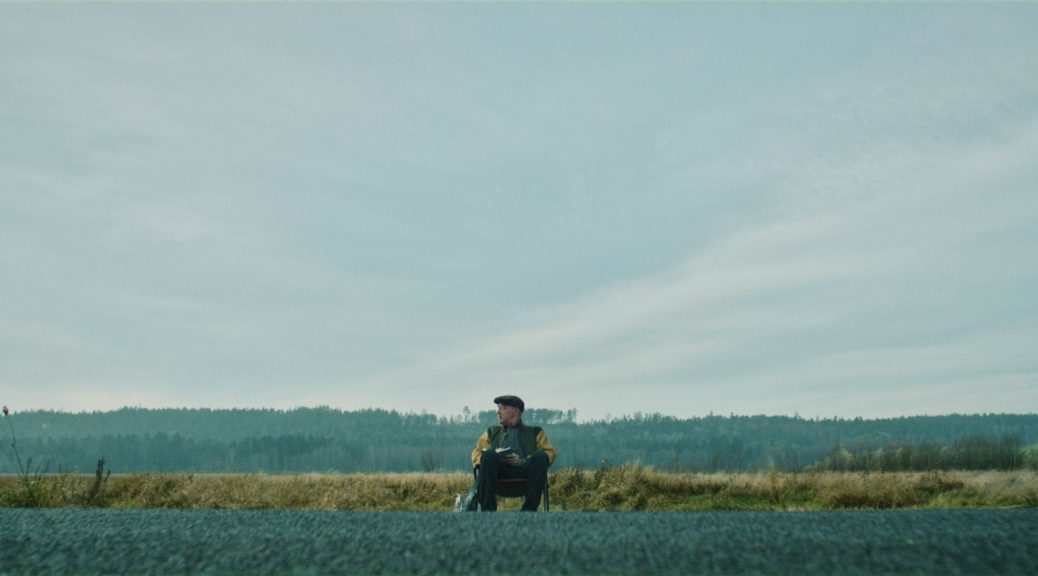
[2,466,1036,510]
[549,465,1038,510]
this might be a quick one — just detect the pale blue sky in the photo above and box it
[1,3,1036,420]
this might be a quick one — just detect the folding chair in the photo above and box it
[473,466,550,511]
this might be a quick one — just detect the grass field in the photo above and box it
[2,465,1036,510]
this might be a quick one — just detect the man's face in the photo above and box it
[496,403,520,427]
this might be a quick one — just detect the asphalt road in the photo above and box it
[2,509,1035,575]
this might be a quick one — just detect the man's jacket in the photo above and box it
[470,423,556,469]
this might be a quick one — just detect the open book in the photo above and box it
[494,447,516,457]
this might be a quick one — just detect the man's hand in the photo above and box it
[503,453,522,467]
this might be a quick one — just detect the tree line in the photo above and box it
[2,407,1036,474]
[814,434,1029,472]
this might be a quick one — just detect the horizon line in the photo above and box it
[4,404,1036,423]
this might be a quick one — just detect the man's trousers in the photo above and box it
[476,449,549,511]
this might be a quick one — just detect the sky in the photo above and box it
[1,3,1036,421]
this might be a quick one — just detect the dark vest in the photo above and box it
[486,424,542,457]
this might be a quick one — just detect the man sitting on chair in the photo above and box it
[470,395,556,511]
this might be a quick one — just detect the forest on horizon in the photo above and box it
[2,407,1036,475]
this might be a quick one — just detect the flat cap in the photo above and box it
[493,395,525,412]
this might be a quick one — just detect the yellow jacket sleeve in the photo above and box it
[536,428,556,466]
[471,429,490,469]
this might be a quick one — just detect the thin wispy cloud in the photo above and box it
[1,3,1035,418]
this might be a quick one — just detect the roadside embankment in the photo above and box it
[2,466,1035,510]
